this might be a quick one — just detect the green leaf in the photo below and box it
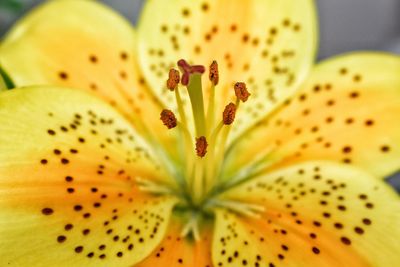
[0,67,14,89]
[0,75,6,91]
[0,0,23,13]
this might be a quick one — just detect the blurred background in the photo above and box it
[0,0,399,190]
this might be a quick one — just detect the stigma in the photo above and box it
[177,59,205,86]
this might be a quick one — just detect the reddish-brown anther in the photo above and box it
[160,109,177,129]
[223,102,237,125]
[195,136,208,157]
[209,60,219,85]
[166,68,180,91]
[177,59,206,86]
[234,82,250,102]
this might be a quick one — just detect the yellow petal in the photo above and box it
[0,0,174,154]
[136,216,213,267]
[0,87,177,266]
[226,53,400,179]
[137,0,317,137]
[214,162,400,267]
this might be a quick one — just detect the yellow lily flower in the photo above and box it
[0,0,399,266]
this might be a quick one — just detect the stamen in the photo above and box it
[207,100,240,187]
[234,82,250,102]
[209,60,219,85]
[222,102,236,125]
[195,136,208,157]
[206,81,250,188]
[160,109,177,129]
[166,68,180,91]
[206,61,218,134]
[164,68,194,186]
[193,136,208,204]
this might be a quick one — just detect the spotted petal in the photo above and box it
[136,215,213,266]
[0,0,176,156]
[0,87,177,266]
[213,162,400,267]
[137,0,317,137]
[225,53,400,179]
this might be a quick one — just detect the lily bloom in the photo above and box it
[0,0,399,266]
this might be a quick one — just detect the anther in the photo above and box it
[195,136,208,157]
[223,103,236,125]
[177,59,206,85]
[160,109,177,129]
[209,60,219,85]
[167,68,180,91]
[234,82,250,102]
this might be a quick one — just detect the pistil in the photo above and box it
[167,68,189,128]
[178,59,207,137]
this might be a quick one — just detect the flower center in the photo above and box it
[141,59,262,239]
